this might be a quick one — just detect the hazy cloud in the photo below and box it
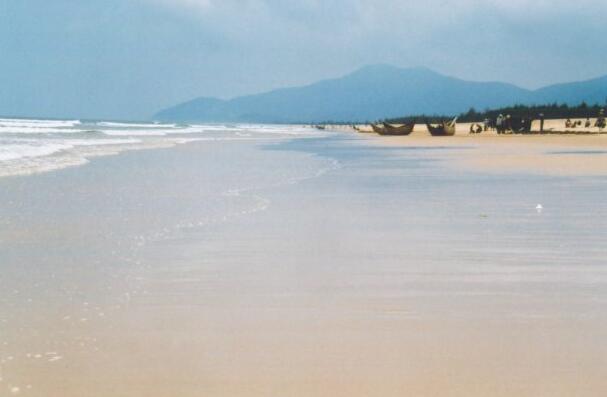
[1,0,606,119]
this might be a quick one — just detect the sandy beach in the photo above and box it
[1,126,607,396]
[5,0,607,395]
[345,121,607,176]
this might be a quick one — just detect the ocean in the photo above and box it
[0,117,324,177]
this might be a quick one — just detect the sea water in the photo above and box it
[0,117,324,177]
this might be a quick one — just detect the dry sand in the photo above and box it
[345,120,607,176]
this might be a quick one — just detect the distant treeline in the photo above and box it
[457,102,606,122]
[384,114,452,124]
[383,102,607,124]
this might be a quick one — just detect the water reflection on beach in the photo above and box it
[1,132,606,396]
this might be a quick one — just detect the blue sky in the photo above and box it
[1,0,606,120]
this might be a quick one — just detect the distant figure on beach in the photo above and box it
[469,123,483,134]
[585,118,592,128]
[565,119,572,128]
[596,109,606,130]
[483,118,491,131]
[505,116,532,134]
[539,113,545,132]
[519,118,532,133]
[496,114,504,134]
[505,114,512,133]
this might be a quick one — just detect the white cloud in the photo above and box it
[141,0,607,47]
[3,0,607,119]
[141,0,607,77]
[152,0,607,15]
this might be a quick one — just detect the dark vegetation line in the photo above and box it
[384,102,607,124]
[309,102,607,124]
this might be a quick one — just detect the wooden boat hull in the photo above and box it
[370,123,387,134]
[354,125,374,133]
[426,118,457,136]
[378,122,415,136]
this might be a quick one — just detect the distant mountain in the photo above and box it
[533,75,607,106]
[154,65,607,123]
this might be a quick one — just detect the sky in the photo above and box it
[1,0,607,120]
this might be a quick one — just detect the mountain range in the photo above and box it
[154,64,607,123]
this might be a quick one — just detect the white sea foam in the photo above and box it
[63,138,141,146]
[0,143,72,161]
[97,121,176,128]
[0,117,85,135]
[100,126,206,136]
[0,118,327,177]
[0,139,141,162]
[99,123,318,137]
[237,124,322,135]
[0,126,88,134]
[0,118,81,128]
[188,124,240,131]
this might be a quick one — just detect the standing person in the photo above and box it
[496,114,504,134]
[521,118,531,133]
[539,113,545,133]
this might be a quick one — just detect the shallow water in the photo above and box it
[0,117,322,177]
[1,130,606,396]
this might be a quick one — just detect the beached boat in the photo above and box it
[314,125,326,130]
[370,123,387,134]
[426,118,457,136]
[353,125,374,133]
[379,122,415,136]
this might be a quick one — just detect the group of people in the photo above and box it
[565,119,583,128]
[492,114,532,134]
[565,110,606,129]
[476,109,606,134]
[568,109,607,129]
[495,114,512,134]
[598,109,607,129]
[469,123,483,134]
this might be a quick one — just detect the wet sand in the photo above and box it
[1,132,607,396]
